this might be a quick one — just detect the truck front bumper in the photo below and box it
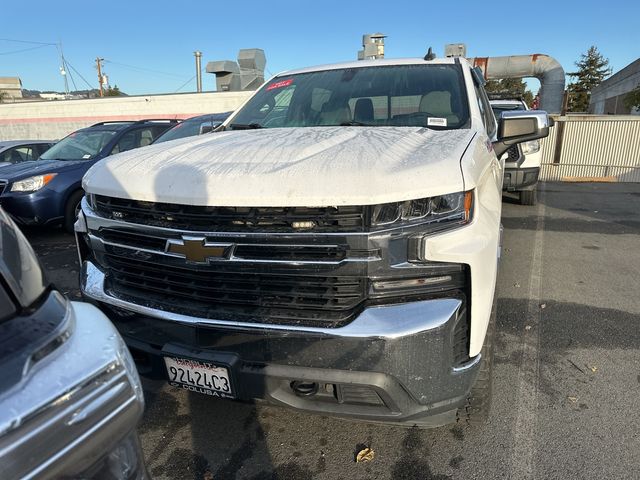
[503,166,540,192]
[82,260,480,427]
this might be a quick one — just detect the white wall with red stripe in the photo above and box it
[0,91,252,141]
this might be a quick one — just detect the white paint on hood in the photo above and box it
[83,126,473,206]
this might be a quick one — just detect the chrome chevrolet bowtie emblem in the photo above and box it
[166,237,232,263]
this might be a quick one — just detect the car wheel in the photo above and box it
[64,190,84,233]
[456,295,496,426]
[520,189,537,206]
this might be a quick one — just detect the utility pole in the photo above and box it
[58,42,69,97]
[96,57,105,97]
[194,51,203,93]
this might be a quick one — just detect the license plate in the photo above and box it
[164,357,233,398]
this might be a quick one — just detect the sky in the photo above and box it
[1,0,638,96]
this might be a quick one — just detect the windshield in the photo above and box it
[154,115,227,144]
[40,130,117,161]
[229,64,470,130]
[491,103,525,120]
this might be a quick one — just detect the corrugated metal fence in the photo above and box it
[539,115,640,182]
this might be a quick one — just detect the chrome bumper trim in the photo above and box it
[87,233,380,266]
[81,259,463,340]
[452,353,482,372]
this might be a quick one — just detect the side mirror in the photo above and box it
[494,110,552,157]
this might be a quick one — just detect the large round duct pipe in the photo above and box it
[467,54,565,114]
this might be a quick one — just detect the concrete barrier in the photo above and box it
[0,91,253,140]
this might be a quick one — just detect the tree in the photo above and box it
[0,91,7,103]
[105,85,122,97]
[567,46,612,113]
[624,85,640,112]
[485,78,535,107]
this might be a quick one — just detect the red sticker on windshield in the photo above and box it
[266,79,293,91]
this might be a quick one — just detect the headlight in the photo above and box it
[370,191,473,229]
[10,173,57,192]
[520,140,540,155]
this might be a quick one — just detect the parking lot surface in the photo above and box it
[25,182,640,480]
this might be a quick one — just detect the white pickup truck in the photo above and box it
[490,98,543,205]
[77,56,551,427]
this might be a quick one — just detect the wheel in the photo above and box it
[456,295,496,426]
[64,190,84,233]
[519,189,537,206]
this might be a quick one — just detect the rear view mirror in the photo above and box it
[494,110,552,157]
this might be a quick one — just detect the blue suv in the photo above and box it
[0,119,178,232]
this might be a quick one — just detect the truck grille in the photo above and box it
[94,195,366,233]
[0,180,7,196]
[98,228,355,263]
[507,145,521,162]
[102,253,367,326]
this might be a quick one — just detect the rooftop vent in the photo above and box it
[358,33,386,60]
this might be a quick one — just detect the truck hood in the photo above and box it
[83,127,474,206]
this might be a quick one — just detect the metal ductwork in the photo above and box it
[358,33,386,60]
[206,49,266,92]
[467,54,565,114]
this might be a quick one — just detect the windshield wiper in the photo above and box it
[229,123,263,130]
[339,121,372,126]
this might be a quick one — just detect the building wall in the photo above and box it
[0,77,23,101]
[0,90,253,140]
[590,58,640,115]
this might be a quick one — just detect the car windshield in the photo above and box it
[39,130,117,161]
[491,103,525,119]
[154,115,226,143]
[229,64,470,130]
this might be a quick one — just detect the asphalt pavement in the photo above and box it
[25,182,640,480]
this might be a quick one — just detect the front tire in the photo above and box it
[519,189,537,206]
[456,296,496,426]
[64,190,84,233]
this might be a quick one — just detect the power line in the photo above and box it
[104,60,189,79]
[64,60,94,90]
[0,44,52,55]
[175,65,208,93]
[0,38,56,46]
[64,58,79,92]
[174,73,198,93]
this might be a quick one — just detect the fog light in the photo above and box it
[291,381,319,397]
[291,220,316,229]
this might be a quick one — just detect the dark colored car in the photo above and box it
[0,140,55,167]
[0,207,147,479]
[0,119,178,232]
[153,112,231,144]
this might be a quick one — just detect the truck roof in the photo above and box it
[280,57,463,76]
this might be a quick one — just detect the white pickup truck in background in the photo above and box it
[490,98,543,205]
[77,56,551,427]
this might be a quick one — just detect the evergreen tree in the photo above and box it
[105,85,122,97]
[567,46,611,112]
[624,85,640,112]
[485,78,534,107]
